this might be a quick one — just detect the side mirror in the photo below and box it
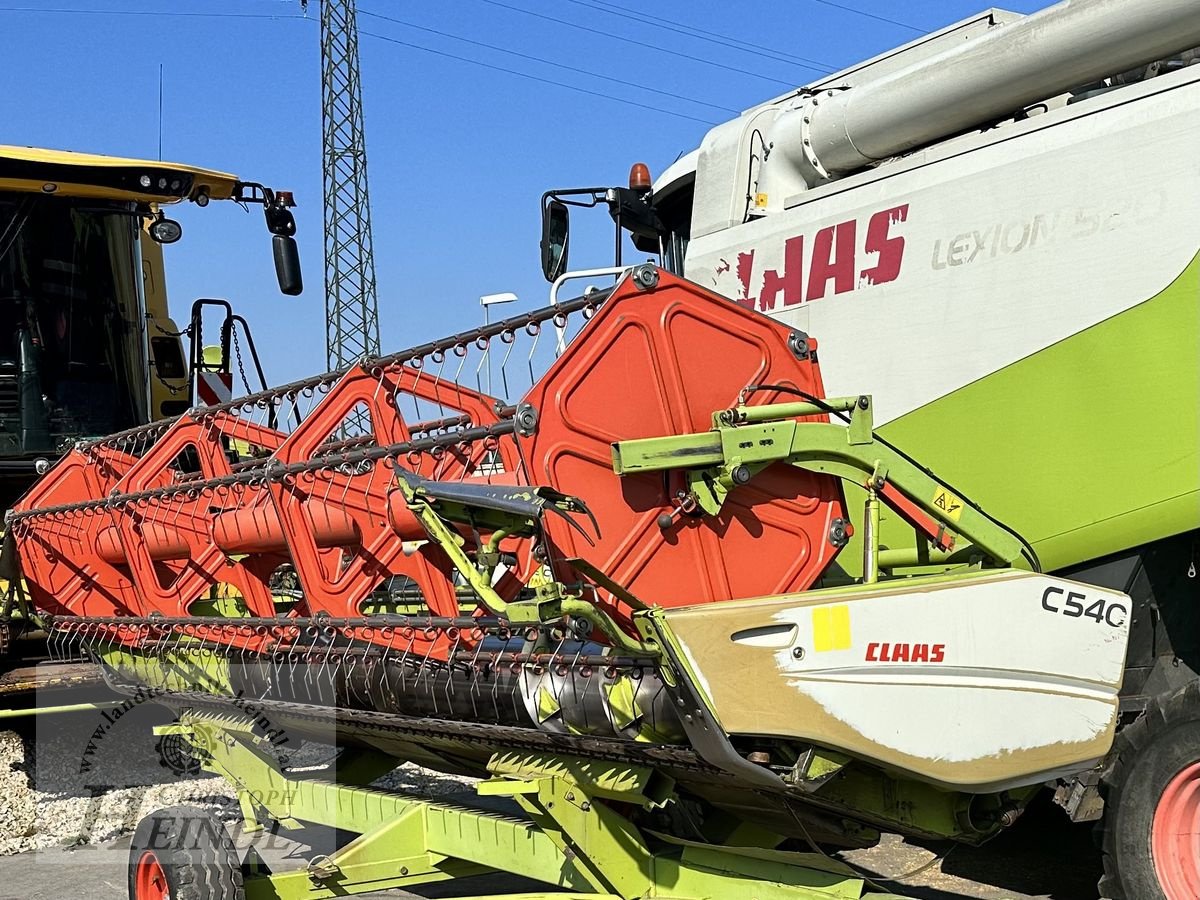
[272,234,303,296]
[540,198,570,282]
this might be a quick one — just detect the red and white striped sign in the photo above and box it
[195,371,233,407]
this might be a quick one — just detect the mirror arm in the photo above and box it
[233,181,298,237]
[234,181,302,295]
[542,187,609,210]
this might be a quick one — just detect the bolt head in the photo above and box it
[632,264,659,290]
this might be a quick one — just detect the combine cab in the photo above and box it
[0,145,301,695]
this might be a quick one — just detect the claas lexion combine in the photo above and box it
[12,264,1128,900]
[9,0,1200,898]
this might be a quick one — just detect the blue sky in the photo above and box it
[2,0,1047,385]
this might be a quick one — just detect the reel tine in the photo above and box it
[270,627,285,693]
[566,638,588,731]
[318,625,339,706]
[498,328,516,403]
[443,625,464,713]
[474,334,490,398]
[526,321,541,389]
[464,626,488,724]
[301,623,318,701]
[382,626,399,711]
[398,629,414,701]
[47,618,62,661]
[413,628,438,718]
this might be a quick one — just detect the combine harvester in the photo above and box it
[16,265,1079,900]
[6,0,1198,898]
[0,145,301,702]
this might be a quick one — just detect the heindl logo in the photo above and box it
[728,204,909,312]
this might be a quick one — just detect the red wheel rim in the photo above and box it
[1152,761,1200,899]
[134,850,170,900]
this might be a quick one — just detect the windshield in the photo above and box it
[655,178,694,276]
[0,195,148,465]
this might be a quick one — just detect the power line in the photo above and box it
[359,29,719,126]
[561,0,835,74]
[359,8,737,114]
[0,5,310,20]
[809,0,925,34]
[473,0,796,88]
[1,5,716,126]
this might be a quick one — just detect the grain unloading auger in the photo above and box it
[9,267,1133,900]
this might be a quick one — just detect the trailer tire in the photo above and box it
[1099,680,1200,900]
[127,805,244,900]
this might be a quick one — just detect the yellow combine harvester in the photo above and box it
[0,144,300,694]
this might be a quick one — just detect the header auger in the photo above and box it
[10,267,1131,900]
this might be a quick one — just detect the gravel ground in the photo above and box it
[0,704,1101,898]
[0,702,473,857]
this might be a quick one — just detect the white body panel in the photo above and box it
[685,66,1200,426]
[670,571,1132,791]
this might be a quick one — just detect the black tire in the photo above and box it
[127,805,244,900]
[1099,680,1200,899]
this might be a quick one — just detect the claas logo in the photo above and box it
[865,642,945,663]
[730,204,910,311]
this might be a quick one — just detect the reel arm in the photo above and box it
[612,395,1032,577]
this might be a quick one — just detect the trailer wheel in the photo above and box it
[128,805,244,900]
[1100,681,1200,900]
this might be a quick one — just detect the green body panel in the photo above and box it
[165,711,903,900]
[879,253,1200,572]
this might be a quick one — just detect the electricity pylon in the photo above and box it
[306,0,381,371]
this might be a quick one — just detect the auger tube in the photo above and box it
[780,0,1200,178]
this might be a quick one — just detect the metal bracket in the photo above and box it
[631,264,660,291]
[788,330,811,360]
[798,94,834,182]
[612,395,1030,570]
[828,517,853,548]
[515,402,539,437]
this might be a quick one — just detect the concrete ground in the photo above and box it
[2,833,545,900]
[1,795,1103,900]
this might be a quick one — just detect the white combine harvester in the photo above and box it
[539,0,1200,895]
[12,3,1198,900]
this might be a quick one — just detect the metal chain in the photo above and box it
[231,324,252,394]
[150,319,192,339]
[153,374,187,395]
[149,318,191,394]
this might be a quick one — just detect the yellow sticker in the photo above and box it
[932,486,964,522]
[754,192,769,208]
[811,605,852,652]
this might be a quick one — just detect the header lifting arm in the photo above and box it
[612,394,1034,579]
